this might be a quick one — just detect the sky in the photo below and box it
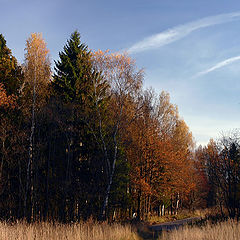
[1,0,240,146]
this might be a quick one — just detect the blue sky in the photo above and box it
[1,0,240,146]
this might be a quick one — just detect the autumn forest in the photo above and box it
[0,31,240,224]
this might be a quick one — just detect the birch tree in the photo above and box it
[92,50,143,219]
[23,33,51,220]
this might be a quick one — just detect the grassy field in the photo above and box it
[0,221,140,240]
[159,219,240,240]
[0,217,239,240]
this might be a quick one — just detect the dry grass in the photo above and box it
[159,219,240,240]
[0,221,140,240]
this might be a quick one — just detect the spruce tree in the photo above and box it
[51,31,110,221]
[53,31,94,104]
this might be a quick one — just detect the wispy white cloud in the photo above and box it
[194,55,240,77]
[126,12,240,54]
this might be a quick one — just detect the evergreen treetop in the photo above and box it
[53,31,94,104]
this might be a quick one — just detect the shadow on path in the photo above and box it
[150,217,201,231]
[137,217,201,240]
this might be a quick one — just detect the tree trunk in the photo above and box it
[161,204,165,216]
[24,61,36,221]
[101,144,117,220]
[176,193,180,215]
[137,190,141,221]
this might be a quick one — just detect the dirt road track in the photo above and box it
[149,217,201,231]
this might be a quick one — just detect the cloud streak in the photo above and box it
[194,55,240,77]
[126,12,240,54]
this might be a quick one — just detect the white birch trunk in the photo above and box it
[24,57,36,219]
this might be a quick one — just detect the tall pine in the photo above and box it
[53,31,95,104]
[51,31,110,221]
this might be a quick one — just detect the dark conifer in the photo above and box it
[0,34,23,95]
[53,31,94,104]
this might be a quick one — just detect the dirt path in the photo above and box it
[136,217,202,239]
[149,217,201,231]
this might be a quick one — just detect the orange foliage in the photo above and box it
[0,82,16,109]
[123,89,196,215]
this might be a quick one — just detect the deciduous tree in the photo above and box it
[92,50,143,219]
[22,33,51,220]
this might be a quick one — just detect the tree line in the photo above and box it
[0,31,215,222]
[195,130,240,219]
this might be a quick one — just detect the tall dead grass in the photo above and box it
[0,221,139,240]
[160,219,240,240]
